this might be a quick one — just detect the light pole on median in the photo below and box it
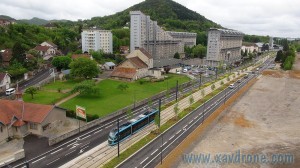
[117,118,120,157]
[176,80,178,102]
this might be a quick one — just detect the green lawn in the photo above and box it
[23,91,67,105]
[42,79,81,91]
[60,74,190,117]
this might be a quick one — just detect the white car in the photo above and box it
[229,84,234,89]
[6,88,16,96]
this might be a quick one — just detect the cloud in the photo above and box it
[0,0,299,38]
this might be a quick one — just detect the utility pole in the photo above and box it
[161,133,163,165]
[199,73,202,89]
[176,80,178,102]
[117,118,120,157]
[158,99,161,128]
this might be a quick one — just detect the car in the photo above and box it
[229,84,234,89]
[6,88,16,96]
[244,74,249,78]
[183,68,188,73]
[237,79,241,83]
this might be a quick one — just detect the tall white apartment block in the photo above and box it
[81,29,113,53]
[269,36,273,49]
[130,11,187,67]
[206,28,243,67]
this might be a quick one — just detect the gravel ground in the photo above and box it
[171,67,300,167]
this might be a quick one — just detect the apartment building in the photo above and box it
[81,29,113,53]
[130,11,186,67]
[166,31,197,47]
[206,28,244,67]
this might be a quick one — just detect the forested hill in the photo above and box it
[80,0,222,45]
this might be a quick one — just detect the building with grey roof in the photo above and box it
[206,28,244,67]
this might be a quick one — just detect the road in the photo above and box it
[117,58,274,168]
[0,69,52,97]
[10,57,272,168]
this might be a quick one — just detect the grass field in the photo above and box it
[23,91,67,105]
[60,74,190,117]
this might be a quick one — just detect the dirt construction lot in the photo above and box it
[165,54,300,168]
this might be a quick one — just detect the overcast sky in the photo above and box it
[0,0,299,38]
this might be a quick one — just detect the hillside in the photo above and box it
[87,0,221,30]
[81,0,222,45]
[0,15,16,21]
[17,17,49,25]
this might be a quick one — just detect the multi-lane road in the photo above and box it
[10,57,272,168]
[117,58,274,168]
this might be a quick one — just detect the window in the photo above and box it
[29,123,38,130]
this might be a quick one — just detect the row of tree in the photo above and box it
[275,42,296,70]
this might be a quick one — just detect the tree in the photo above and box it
[174,52,180,59]
[70,58,99,79]
[25,87,38,99]
[163,65,171,74]
[12,42,26,63]
[275,50,284,62]
[71,80,99,95]
[211,83,216,90]
[117,83,129,91]
[189,95,194,105]
[192,44,206,58]
[52,56,72,71]
[282,39,289,51]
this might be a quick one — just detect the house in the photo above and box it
[241,42,259,53]
[41,41,58,50]
[120,46,129,54]
[0,72,11,92]
[0,49,12,66]
[0,19,15,26]
[33,45,56,60]
[0,100,66,144]
[111,48,161,81]
[103,62,115,70]
[44,23,57,29]
[33,41,59,60]
[71,54,93,60]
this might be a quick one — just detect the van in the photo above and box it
[6,88,16,96]
[229,84,234,89]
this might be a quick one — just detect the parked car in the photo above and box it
[6,88,16,96]
[244,74,249,78]
[237,79,241,83]
[183,68,188,73]
[229,84,234,89]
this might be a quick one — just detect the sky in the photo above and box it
[0,0,299,38]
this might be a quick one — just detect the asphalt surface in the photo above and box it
[0,69,52,97]
[117,58,274,168]
[8,57,271,168]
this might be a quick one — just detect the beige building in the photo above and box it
[130,11,185,67]
[81,29,113,53]
[166,31,197,48]
[0,100,66,144]
[206,28,244,67]
[241,42,259,53]
[111,48,161,81]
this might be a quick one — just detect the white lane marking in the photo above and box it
[151,149,158,156]
[105,124,113,128]
[169,135,175,141]
[51,148,63,155]
[79,146,89,154]
[189,120,193,124]
[67,142,76,147]
[65,150,76,156]
[79,135,91,141]
[81,142,90,148]
[140,157,149,165]
[32,156,46,164]
[93,129,102,134]
[46,158,60,165]
[176,130,181,134]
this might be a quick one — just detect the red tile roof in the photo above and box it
[0,100,54,125]
[45,41,57,48]
[111,67,137,79]
[71,54,90,59]
[34,45,50,52]
[128,57,148,69]
[1,49,12,62]
[0,72,6,81]
[138,48,152,59]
